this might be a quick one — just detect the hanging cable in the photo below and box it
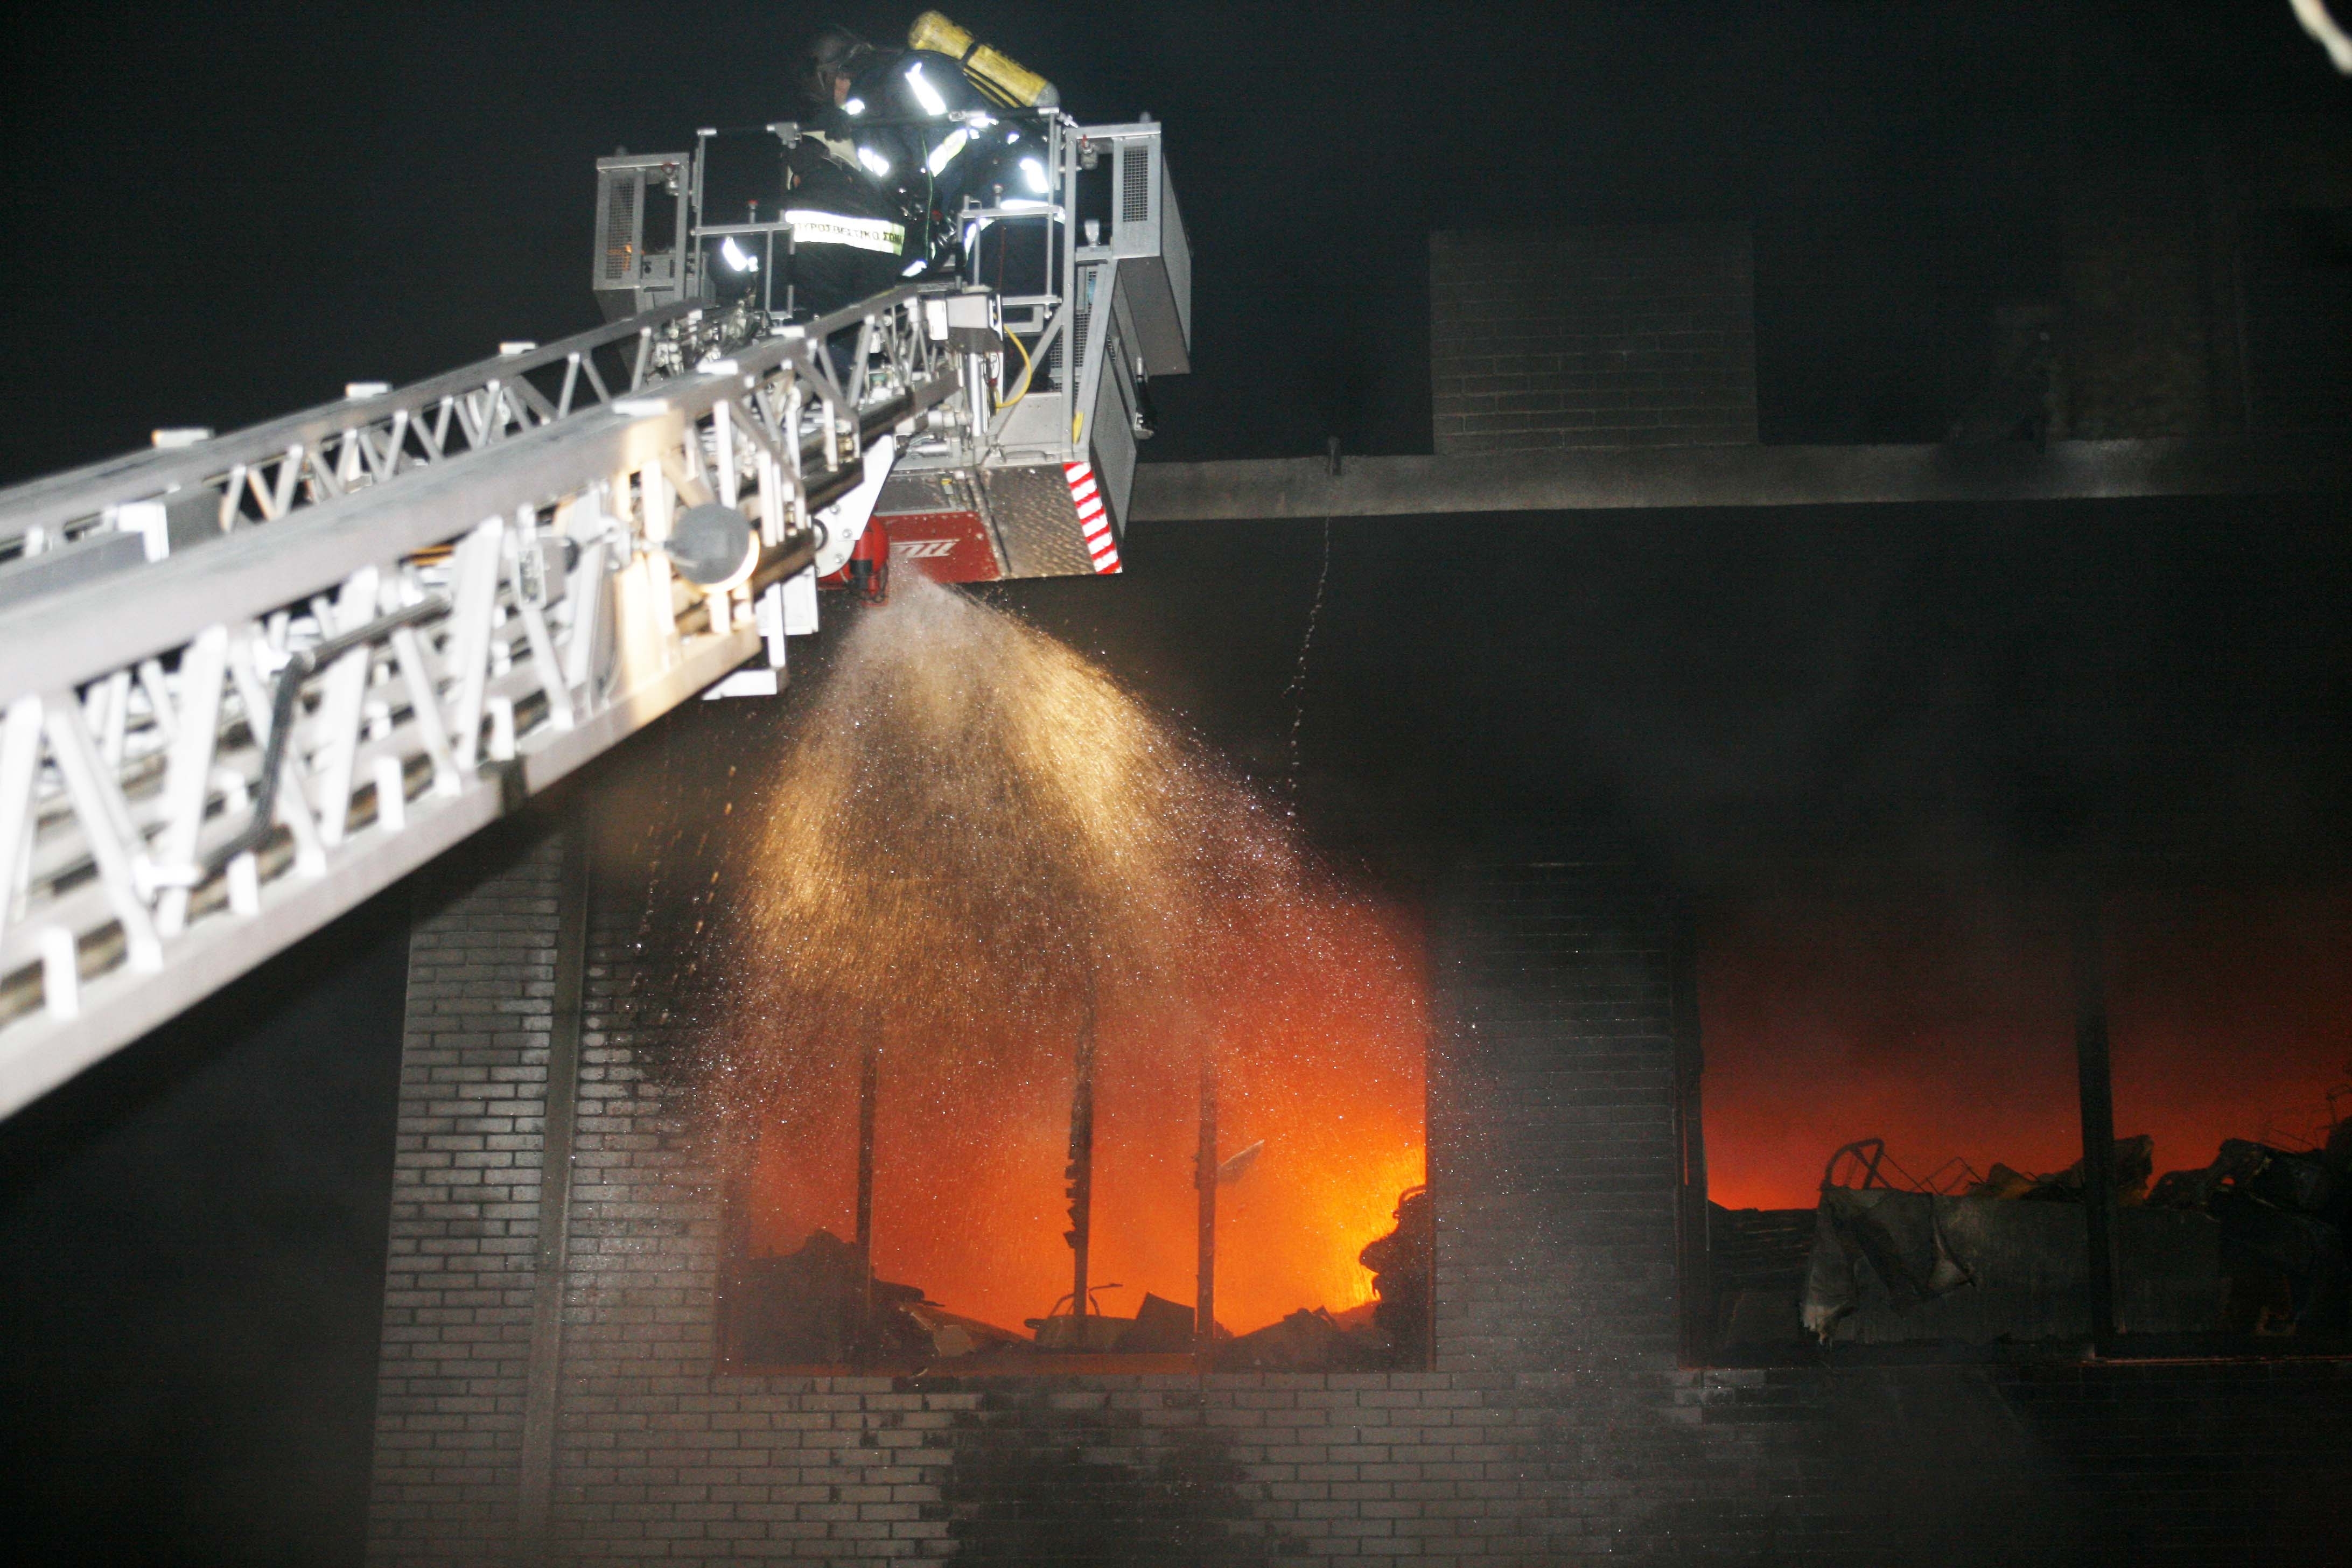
[1282,514,1332,796]
[999,329,1033,414]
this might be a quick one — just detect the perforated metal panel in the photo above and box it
[1088,320,1137,537]
[1069,263,1102,384]
[1100,129,1189,377]
[1121,144,1152,224]
[599,173,639,286]
[593,152,698,319]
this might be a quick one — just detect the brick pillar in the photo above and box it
[367,820,582,1566]
[1430,848,1706,1557]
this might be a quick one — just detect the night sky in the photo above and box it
[3,3,2350,1562]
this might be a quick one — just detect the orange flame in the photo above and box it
[1700,881,2352,1211]
[741,898,1426,1335]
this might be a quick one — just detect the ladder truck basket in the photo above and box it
[593,114,1191,586]
[0,90,1191,1119]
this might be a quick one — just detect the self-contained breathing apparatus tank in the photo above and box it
[907,11,1061,109]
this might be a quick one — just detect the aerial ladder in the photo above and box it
[0,52,1189,1119]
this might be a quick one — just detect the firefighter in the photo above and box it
[789,19,1044,295]
[1359,1186,1432,1366]
[783,26,920,322]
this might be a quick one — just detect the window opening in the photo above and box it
[709,576,1429,1375]
[1693,876,2352,1362]
[2102,886,2352,1346]
[720,907,1429,1374]
[1697,880,2087,1356]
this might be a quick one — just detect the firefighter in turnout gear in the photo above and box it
[785,26,920,319]
[787,16,1056,312]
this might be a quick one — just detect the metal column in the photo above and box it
[1065,985,1098,1322]
[515,820,591,1563]
[1195,1055,1218,1357]
[2073,885,2121,1352]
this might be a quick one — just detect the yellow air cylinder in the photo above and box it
[908,11,1060,108]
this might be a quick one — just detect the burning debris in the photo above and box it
[1721,1124,2352,1347]
[2143,1128,2352,1334]
[728,1182,1432,1371]
[1217,1185,1431,1370]
[730,1229,933,1365]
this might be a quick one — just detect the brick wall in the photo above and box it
[370,827,2352,1564]
[1700,1357,2352,1566]
[1429,226,1759,454]
[2059,200,2220,438]
[369,826,567,1564]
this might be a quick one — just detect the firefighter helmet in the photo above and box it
[796,26,874,107]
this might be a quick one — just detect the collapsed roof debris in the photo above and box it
[1714,1124,2352,1348]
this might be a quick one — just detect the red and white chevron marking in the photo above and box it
[1065,462,1120,574]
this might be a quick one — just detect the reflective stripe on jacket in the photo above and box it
[785,209,907,255]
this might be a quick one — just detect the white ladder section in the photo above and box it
[0,286,967,1119]
[0,302,731,577]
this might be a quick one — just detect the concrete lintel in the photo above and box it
[1126,437,2352,522]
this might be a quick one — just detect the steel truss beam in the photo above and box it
[1125,438,2352,522]
[0,303,762,572]
[0,288,962,1118]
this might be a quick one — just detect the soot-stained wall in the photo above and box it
[367,825,2351,1565]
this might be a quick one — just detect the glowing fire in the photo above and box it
[1701,880,2352,1211]
[720,575,1427,1340]
[739,898,1426,1336]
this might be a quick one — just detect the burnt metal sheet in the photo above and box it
[1802,1187,2229,1345]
